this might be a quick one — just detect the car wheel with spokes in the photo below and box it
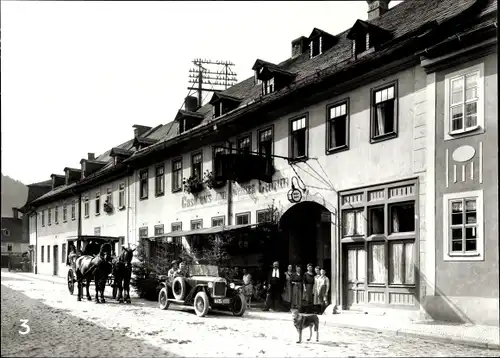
[231,292,247,317]
[158,287,170,310]
[193,291,209,317]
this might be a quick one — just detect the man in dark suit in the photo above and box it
[263,261,283,311]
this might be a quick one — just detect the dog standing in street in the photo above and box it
[291,309,319,344]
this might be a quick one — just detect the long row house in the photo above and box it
[19,0,498,326]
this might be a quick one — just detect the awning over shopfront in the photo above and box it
[145,223,257,241]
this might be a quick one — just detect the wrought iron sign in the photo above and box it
[287,176,307,204]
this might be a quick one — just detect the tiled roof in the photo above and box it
[29,0,496,206]
[173,0,494,130]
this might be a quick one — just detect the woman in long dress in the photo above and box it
[316,268,331,313]
[281,265,294,311]
[313,266,321,313]
[303,263,315,313]
[290,265,303,310]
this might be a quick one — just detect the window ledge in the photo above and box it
[172,188,182,194]
[367,283,386,287]
[118,206,126,211]
[444,251,484,261]
[95,213,100,217]
[63,220,67,223]
[155,192,165,198]
[288,156,309,164]
[370,132,397,144]
[326,145,349,155]
[84,215,89,219]
[449,125,480,136]
[139,196,149,201]
[448,252,480,257]
[387,232,416,240]
[72,218,76,221]
[388,284,416,288]
[367,234,385,241]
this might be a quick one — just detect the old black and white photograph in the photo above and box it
[1,0,499,357]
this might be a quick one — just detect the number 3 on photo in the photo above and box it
[19,319,30,335]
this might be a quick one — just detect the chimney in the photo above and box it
[12,208,19,219]
[291,36,309,58]
[132,125,152,138]
[88,153,95,160]
[367,0,390,21]
[185,96,198,112]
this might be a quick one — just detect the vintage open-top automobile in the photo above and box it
[157,264,247,317]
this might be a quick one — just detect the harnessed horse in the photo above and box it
[112,246,135,304]
[75,243,113,303]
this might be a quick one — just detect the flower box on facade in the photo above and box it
[204,170,227,190]
[183,176,204,195]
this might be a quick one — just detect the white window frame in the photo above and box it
[263,77,274,95]
[62,204,67,222]
[83,196,90,218]
[443,190,484,261]
[118,183,125,209]
[444,63,484,141]
[95,190,101,215]
[71,200,76,221]
[106,187,112,206]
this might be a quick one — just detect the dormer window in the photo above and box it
[307,28,337,59]
[175,110,205,134]
[347,20,391,59]
[209,93,242,119]
[252,59,295,97]
[263,77,274,95]
[310,36,322,58]
[354,33,370,56]
[254,70,262,85]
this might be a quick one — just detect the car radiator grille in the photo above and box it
[213,282,226,297]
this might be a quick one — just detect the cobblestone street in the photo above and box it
[1,272,498,357]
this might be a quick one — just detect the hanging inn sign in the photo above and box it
[287,176,307,204]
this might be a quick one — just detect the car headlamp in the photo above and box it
[208,282,213,288]
[229,283,235,289]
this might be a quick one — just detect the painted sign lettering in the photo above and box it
[181,178,290,208]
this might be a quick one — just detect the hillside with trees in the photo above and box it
[1,174,28,217]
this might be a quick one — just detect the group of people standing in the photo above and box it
[264,261,330,314]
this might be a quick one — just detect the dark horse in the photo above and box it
[112,246,135,304]
[75,243,113,303]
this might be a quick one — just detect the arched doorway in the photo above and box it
[279,201,332,272]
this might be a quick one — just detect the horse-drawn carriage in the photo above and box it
[7,252,31,272]
[66,236,122,301]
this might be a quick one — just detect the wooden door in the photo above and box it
[344,245,366,309]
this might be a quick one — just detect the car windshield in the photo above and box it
[190,264,219,277]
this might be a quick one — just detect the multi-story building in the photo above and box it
[1,209,28,267]
[22,0,497,326]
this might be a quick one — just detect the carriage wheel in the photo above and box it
[112,285,118,299]
[67,270,75,295]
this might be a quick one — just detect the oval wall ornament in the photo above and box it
[452,145,476,163]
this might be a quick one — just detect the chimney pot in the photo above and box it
[88,153,95,160]
[367,0,390,21]
[185,96,198,112]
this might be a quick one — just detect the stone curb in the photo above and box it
[321,320,500,351]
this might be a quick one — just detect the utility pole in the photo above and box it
[188,58,238,107]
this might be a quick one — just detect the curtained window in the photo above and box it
[372,84,397,140]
